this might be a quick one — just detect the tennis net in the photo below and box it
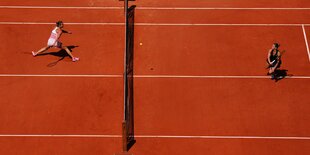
[122,4,136,152]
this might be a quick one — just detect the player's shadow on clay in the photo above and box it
[35,45,78,67]
[273,69,293,82]
[36,45,78,58]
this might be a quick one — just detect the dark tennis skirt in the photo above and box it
[267,59,281,68]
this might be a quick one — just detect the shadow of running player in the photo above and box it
[35,45,79,67]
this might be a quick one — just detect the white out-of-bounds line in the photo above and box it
[134,75,310,79]
[1,134,310,140]
[0,22,124,25]
[2,6,310,10]
[0,6,123,10]
[0,74,122,78]
[0,134,121,138]
[0,22,310,27]
[302,24,310,62]
[137,7,310,10]
[135,23,308,27]
[1,74,310,79]
[136,135,310,140]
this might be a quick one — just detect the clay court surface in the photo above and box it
[1,0,310,154]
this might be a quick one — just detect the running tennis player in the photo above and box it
[32,21,79,62]
[267,43,282,79]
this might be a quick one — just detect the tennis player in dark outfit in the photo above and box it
[267,43,282,79]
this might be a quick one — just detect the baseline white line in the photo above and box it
[0,134,310,140]
[134,75,310,79]
[136,135,310,140]
[0,134,121,138]
[302,24,310,62]
[0,22,124,26]
[0,6,123,10]
[2,6,310,10]
[138,7,310,10]
[0,74,122,78]
[0,22,309,26]
[1,74,310,79]
[135,23,308,26]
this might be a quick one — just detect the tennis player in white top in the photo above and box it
[32,21,79,62]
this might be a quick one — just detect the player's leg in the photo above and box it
[55,41,79,62]
[266,58,274,75]
[32,46,51,56]
[63,46,79,62]
[32,38,56,56]
[270,61,280,79]
[268,62,274,75]
[268,68,272,75]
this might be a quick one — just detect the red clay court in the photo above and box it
[1,0,310,155]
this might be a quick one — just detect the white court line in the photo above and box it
[302,24,310,62]
[0,134,310,140]
[0,22,310,26]
[0,74,122,78]
[134,75,310,79]
[0,74,310,79]
[135,23,310,27]
[2,6,310,10]
[0,22,124,26]
[138,7,310,10]
[0,134,121,138]
[0,6,123,9]
[136,135,310,140]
